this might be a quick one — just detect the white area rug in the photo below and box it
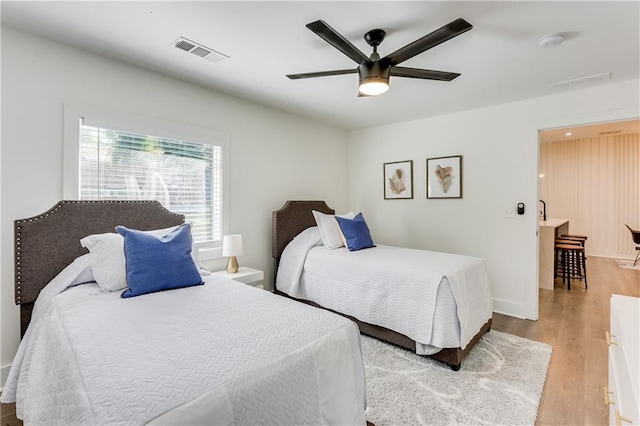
[615,259,640,270]
[362,330,552,426]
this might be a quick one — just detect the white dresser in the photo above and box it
[607,295,640,425]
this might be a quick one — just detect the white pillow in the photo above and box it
[312,210,356,249]
[80,225,197,292]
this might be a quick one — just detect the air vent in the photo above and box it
[172,37,229,63]
[551,72,611,90]
[175,40,196,52]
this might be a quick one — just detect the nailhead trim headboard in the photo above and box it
[14,200,184,336]
[272,200,334,263]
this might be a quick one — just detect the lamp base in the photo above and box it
[226,256,239,274]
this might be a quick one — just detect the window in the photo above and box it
[64,104,229,258]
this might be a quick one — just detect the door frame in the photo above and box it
[526,107,639,320]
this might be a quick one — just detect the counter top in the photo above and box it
[538,218,570,291]
[539,218,569,228]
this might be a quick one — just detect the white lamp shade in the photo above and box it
[222,234,243,256]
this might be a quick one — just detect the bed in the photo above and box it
[272,200,493,371]
[2,200,366,425]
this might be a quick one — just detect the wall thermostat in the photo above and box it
[517,203,525,215]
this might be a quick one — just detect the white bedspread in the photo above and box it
[277,227,493,351]
[2,256,366,425]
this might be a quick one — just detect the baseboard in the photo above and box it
[492,298,526,319]
[1,364,11,391]
[587,252,634,260]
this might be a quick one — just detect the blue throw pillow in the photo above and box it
[116,223,203,298]
[335,213,376,251]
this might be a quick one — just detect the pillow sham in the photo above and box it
[312,210,356,249]
[335,213,376,251]
[116,223,203,298]
[80,225,195,292]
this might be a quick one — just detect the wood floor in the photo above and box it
[493,255,640,425]
[1,256,638,425]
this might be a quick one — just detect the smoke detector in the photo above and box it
[538,33,565,48]
[172,37,229,63]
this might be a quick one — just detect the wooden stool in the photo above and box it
[561,233,588,240]
[555,238,581,245]
[560,234,587,247]
[555,243,587,290]
[554,239,581,278]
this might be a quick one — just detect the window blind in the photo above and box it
[79,122,222,245]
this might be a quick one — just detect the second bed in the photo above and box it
[273,200,493,370]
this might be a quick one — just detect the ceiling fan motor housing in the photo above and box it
[359,61,390,82]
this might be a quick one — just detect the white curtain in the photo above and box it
[540,133,640,258]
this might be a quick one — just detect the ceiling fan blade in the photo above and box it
[287,69,358,80]
[306,20,371,65]
[390,66,461,81]
[382,18,472,66]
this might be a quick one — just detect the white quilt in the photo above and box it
[277,227,493,351]
[2,255,366,425]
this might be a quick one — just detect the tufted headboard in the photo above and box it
[14,200,184,336]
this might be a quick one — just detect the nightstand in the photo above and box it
[212,266,264,289]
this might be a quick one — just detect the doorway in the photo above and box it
[532,117,640,318]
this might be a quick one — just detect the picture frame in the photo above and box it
[426,155,462,199]
[384,160,413,199]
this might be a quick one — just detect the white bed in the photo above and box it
[272,200,493,370]
[2,201,367,425]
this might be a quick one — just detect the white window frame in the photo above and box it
[63,103,230,260]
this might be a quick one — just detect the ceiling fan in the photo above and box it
[287,18,472,96]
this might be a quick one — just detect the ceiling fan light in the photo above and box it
[358,62,390,96]
[359,78,389,96]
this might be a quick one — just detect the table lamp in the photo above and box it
[222,234,243,273]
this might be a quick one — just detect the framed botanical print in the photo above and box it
[426,155,462,199]
[384,160,413,199]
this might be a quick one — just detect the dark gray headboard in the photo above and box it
[272,200,334,263]
[14,200,184,336]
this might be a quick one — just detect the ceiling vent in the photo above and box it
[551,72,611,90]
[172,37,229,63]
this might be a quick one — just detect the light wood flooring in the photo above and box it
[493,255,640,425]
[2,256,638,425]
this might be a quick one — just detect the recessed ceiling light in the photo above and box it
[538,33,565,48]
[565,132,572,136]
[539,173,545,178]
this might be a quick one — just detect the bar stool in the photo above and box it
[554,238,581,279]
[560,234,587,248]
[560,233,588,261]
[555,243,587,290]
[561,233,588,241]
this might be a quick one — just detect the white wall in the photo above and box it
[0,27,349,385]
[347,78,640,320]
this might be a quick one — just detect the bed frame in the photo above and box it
[13,200,184,336]
[272,200,492,371]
